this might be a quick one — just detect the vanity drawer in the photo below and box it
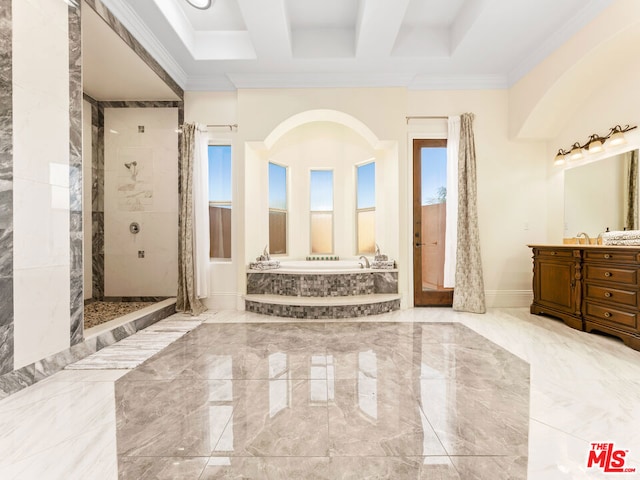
[534,248,575,258]
[584,265,638,285]
[585,284,638,308]
[584,250,640,264]
[584,301,637,329]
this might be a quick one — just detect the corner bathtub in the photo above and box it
[245,259,400,318]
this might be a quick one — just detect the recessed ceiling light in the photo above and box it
[185,0,213,9]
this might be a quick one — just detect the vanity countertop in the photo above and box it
[528,244,640,249]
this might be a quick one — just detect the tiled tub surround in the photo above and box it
[247,270,398,297]
[246,264,400,318]
[245,297,401,319]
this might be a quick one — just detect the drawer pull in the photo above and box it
[604,253,612,259]
[550,251,557,255]
[604,272,612,277]
[604,292,612,298]
[604,312,612,318]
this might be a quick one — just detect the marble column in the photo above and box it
[0,0,13,376]
[90,99,105,300]
[69,1,83,345]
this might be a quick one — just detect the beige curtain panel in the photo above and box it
[453,113,486,314]
[177,123,207,315]
[626,149,638,231]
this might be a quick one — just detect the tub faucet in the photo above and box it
[358,255,370,269]
[576,232,591,245]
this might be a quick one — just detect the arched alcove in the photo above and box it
[244,109,399,263]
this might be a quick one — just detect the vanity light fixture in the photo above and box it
[608,125,628,146]
[554,149,568,166]
[553,124,637,165]
[586,134,604,153]
[185,0,213,9]
[569,142,584,161]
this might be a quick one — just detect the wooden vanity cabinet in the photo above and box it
[530,245,640,351]
[582,249,640,351]
[530,246,583,331]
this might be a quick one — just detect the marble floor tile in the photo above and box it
[198,456,331,480]
[118,455,209,480]
[210,379,331,457]
[2,307,640,479]
[328,378,434,457]
[449,455,528,480]
[67,317,203,370]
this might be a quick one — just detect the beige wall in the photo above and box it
[186,87,551,309]
[500,0,640,252]
[408,90,547,305]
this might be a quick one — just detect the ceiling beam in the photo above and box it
[450,0,493,54]
[355,0,411,58]
[236,0,292,59]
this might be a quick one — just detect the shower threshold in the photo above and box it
[84,298,177,340]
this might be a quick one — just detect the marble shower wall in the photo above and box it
[83,94,105,300]
[103,107,179,297]
[12,0,74,368]
[86,101,180,301]
[69,3,83,346]
[0,0,13,376]
[0,0,184,398]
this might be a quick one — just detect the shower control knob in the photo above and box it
[130,222,140,234]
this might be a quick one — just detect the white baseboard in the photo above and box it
[203,293,242,311]
[485,290,533,308]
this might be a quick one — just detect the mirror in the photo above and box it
[564,149,639,239]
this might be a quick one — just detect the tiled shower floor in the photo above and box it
[83,301,156,329]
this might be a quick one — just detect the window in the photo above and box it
[356,162,375,254]
[269,163,287,255]
[208,145,232,259]
[310,170,333,254]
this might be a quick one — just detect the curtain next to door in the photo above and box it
[177,123,207,315]
[453,113,486,313]
[626,149,638,231]
[444,116,459,288]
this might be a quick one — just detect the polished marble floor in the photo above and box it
[1,308,639,479]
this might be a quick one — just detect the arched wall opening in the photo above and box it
[244,109,399,265]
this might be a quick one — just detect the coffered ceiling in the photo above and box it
[93,0,613,91]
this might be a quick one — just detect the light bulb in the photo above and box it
[587,139,603,153]
[569,144,583,161]
[609,131,626,146]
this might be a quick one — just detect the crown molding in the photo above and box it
[408,74,508,90]
[98,0,188,88]
[226,72,415,89]
[186,74,237,91]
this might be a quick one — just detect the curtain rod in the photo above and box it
[180,123,238,131]
[406,115,448,123]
